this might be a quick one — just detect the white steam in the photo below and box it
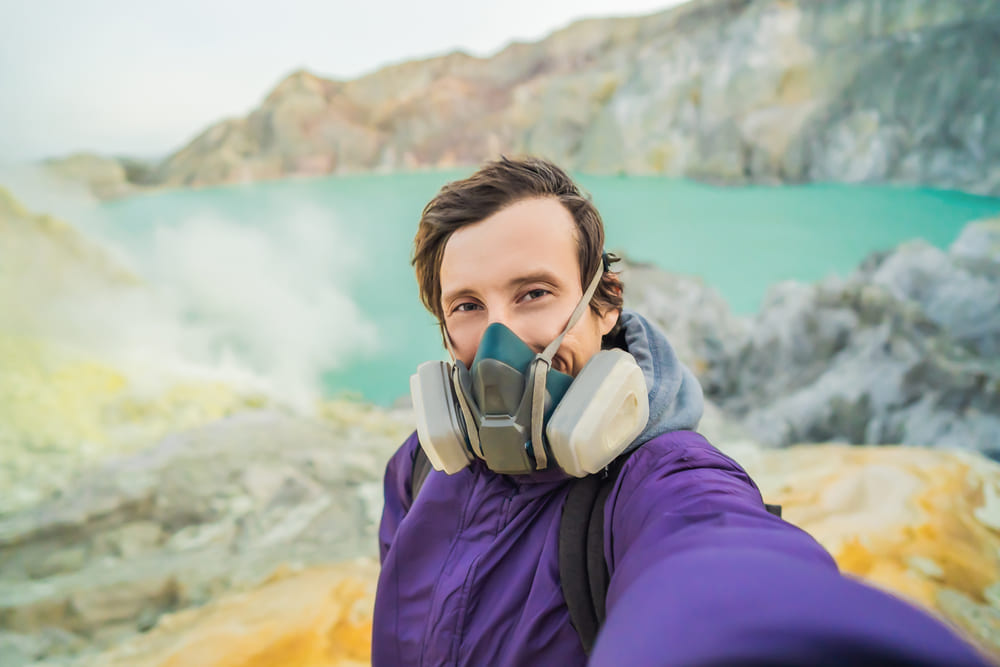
[142,208,378,404]
[0,167,378,409]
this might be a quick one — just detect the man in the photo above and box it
[372,156,989,665]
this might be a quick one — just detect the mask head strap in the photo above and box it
[529,257,607,469]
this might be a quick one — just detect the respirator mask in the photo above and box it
[410,256,649,478]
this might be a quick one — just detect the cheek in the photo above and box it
[567,314,606,365]
[511,317,563,352]
[445,318,482,367]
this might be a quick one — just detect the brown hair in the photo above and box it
[412,156,623,343]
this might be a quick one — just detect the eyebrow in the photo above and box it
[505,270,562,291]
[441,269,563,305]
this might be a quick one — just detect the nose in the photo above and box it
[483,307,517,343]
[483,309,543,355]
[486,305,511,329]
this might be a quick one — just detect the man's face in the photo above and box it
[439,197,618,376]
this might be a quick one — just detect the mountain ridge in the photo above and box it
[40,0,1000,198]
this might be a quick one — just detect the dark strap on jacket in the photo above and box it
[558,455,631,655]
[411,447,433,501]
[557,455,783,655]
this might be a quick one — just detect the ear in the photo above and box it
[599,306,620,337]
[597,275,623,337]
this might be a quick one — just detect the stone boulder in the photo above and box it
[619,256,749,382]
[866,219,1000,358]
[710,219,1000,455]
[0,408,411,665]
[42,154,140,200]
[88,562,378,667]
[726,442,1000,661]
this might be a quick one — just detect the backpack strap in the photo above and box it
[558,453,783,655]
[559,454,631,655]
[411,446,433,501]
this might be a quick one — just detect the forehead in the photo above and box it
[440,197,580,295]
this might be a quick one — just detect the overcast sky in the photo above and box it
[0,0,688,162]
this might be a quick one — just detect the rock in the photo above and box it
[0,631,46,666]
[0,185,138,299]
[0,190,287,516]
[619,256,749,383]
[67,575,182,635]
[705,217,1000,455]
[732,443,1000,659]
[88,561,378,667]
[92,522,165,560]
[0,328,278,516]
[42,153,139,200]
[0,409,408,661]
[951,219,1000,266]
[864,236,1000,358]
[616,218,1000,456]
[25,546,89,580]
[14,444,995,666]
[57,0,1000,197]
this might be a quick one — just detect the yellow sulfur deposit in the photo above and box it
[732,443,1000,657]
[76,445,1000,666]
[0,186,272,512]
[92,561,379,667]
[0,331,269,513]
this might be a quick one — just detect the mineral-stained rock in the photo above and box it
[7,442,995,666]
[41,153,139,200]
[88,561,378,667]
[706,218,1000,455]
[0,190,233,513]
[0,409,409,663]
[718,441,1000,659]
[0,330,277,516]
[0,185,138,298]
[619,257,749,381]
[0,189,286,516]
[69,0,1000,197]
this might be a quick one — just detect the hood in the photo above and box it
[617,309,704,450]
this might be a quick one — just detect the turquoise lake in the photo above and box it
[94,171,1000,406]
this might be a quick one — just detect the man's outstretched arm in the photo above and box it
[592,431,990,666]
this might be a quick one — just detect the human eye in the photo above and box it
[453,302,482,313]
[520,288,551,303]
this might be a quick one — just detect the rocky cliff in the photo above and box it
[623,216,1000,456]
[86,0,1000,197]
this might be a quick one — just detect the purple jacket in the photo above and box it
[374,312,988,665]
[374,430,988,666]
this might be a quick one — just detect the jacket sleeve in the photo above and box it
[378,431,421,564]
[590,431,990,666]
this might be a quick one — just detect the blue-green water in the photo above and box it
[94,172,1000,405]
